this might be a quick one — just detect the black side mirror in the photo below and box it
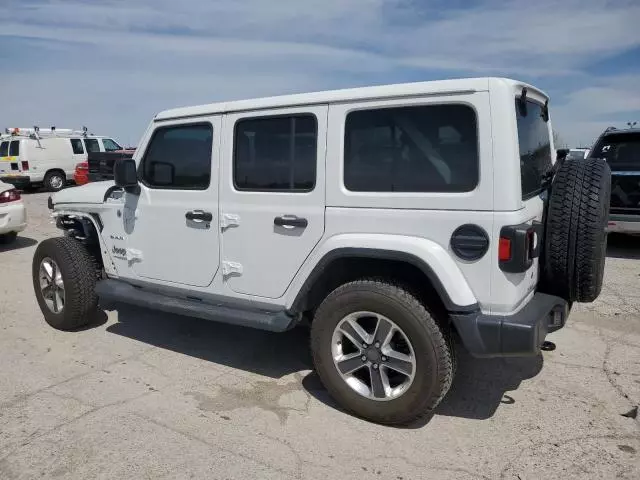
[114,158,139,193]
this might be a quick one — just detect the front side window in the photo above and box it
[0,142,8,157]
[234,114,317,191]
[70,139,85,154]
[141,123,213,190]
[516,99,552,199]
[102,138,122,151]
[9,141,19,156]
[84,138,100,153]
[344,104,479,192]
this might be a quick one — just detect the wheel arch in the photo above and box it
[286,235,479,316]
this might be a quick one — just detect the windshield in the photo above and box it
[590,132,640,171]
[516,99,552,199]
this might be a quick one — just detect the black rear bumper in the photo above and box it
[451,293,569,358]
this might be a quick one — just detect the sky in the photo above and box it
[1,0,639,148]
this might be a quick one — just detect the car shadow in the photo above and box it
[106,305,543,426]
[0,235,38,252]
[607,233,640,260]
[106,305,312,379]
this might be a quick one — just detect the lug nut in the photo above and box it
[373,364,379,369]
[381,356,387,362]
[374,342,380,348]
[361,355,367,362]
[362,343,368,348]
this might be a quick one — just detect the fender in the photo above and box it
[285,234,479,314]
[51,208,119,277]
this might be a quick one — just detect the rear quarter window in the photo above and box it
[9,141,20,156]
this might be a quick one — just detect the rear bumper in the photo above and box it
[0,175,30,188]
[0,201,27,235]
[451,293,569,358]
[607,214,640,234]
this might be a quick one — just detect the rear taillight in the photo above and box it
[499,222,542,273]
[498,237,512,261]
[76,162,88,171]
[0,189,21,203]
[21,161,29,171]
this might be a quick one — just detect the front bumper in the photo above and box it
[451,293,569,358]
[607,214,640,234]
[0,175,30,188]
[0,201,27,235]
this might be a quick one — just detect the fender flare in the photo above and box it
[286,235,479,314]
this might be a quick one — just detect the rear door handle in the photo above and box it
[274,215,308,228]
[186,210,213,222]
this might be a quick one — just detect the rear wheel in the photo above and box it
[543,157,611,303]
[311,279,454,425]
[44,171,66,192]
[32,237,99,330]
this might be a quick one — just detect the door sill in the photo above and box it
[95,279,296,332]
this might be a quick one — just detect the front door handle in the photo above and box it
[186,210,213,222]
[274,215,308,228]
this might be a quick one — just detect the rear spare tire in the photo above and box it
[543,157,611,303]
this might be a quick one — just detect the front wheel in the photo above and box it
[311,279,454,425]
[32,237,99,330]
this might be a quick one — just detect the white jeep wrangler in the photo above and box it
[32,78,611,425]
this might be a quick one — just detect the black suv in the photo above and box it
[589,127,640,235]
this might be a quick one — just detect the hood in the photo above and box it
[52,181,116,205]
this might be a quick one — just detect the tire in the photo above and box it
[44,171,66,192]
[543,157,611,303]
[311,279,454,425]
[32,237,99,330]
[0,232,18,244]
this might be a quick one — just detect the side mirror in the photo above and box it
[114,158,139,193]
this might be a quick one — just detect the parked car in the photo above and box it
[34,78,610,425]
[73,162,89,186]
[0,127,127,192]
[566,148,590,161]
[0,180,26,244]
[588,127,640,235]
[87,148,135,183]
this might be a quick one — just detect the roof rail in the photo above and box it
[3,126,92,140]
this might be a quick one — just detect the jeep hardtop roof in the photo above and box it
[155,77,548,121]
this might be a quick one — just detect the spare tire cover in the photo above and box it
[542,157,611,303]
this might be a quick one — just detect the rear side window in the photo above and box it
[141,123,213,190]
[9,141,19,156]
[84,138,100,153]
[70,139,85,154]
[234,115,317,192]
[0,142,8,157]
[590,132,640,171]
[516,99,552,199]
[344,104,479,192]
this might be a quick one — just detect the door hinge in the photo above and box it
[222,261,243,277]
[220,213,240,230]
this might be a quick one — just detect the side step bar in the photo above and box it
[95,279,296,332]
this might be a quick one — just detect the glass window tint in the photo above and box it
[141,123,213,190]
[234,115,317,191]
[70,139,85,154]
[344,104,478,192]
[84,138,100,153]
[0,142,8,157]
[102,138,122,151]
[590,132,640,171]
[516,99,552,199]
[9,141,19,156]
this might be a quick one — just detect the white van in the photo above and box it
[0,128,125,191]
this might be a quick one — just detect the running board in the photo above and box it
[95,279,295,332]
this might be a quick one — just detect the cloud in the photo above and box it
[1,0,639,145]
